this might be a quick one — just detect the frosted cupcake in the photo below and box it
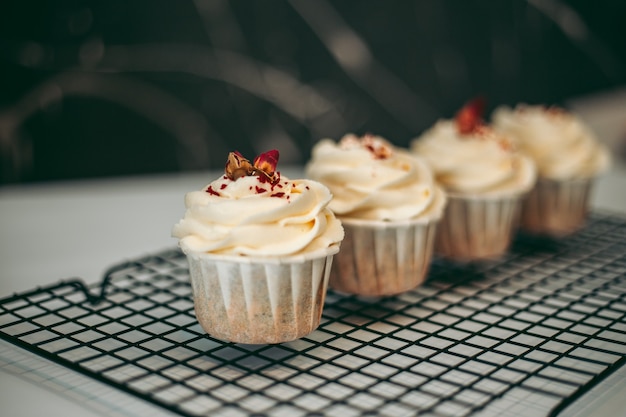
[411,98,536,261]
[306,134,446,296]
[172,150,344,344]
[492,104,611,236]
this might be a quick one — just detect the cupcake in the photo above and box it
[411,98,536,261]
[306,134,446,296]
[172,150,344,344]
[492,104,611,236]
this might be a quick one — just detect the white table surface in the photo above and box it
[0,161,625,417]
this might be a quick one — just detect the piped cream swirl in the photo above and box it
[411,121,536,196]
[172,174,344,256]
[306,134,446,221]
[492,104,611,180]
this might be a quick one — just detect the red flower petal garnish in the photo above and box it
[253,149,279,174]
[455,96,486,135]
[253,149,280,184]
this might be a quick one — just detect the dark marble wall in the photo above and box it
[1,0,625,183]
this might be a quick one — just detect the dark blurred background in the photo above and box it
[1,0,625,184]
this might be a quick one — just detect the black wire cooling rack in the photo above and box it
[1,213,625,417]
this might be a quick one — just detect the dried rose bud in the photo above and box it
[253,149,280,183]
[225,151,253,181]
[455,96,486,135]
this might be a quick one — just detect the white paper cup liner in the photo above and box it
[185,245,339,344]
[436,192,525,261]
[330,217,439,296]
[521,177,594,237]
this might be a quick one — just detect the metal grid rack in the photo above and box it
[1,213,625,417]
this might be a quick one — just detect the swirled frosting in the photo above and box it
[172,167,343,257]
[492,104,611,180]
[305,134,446,221]
[411,121,536,196]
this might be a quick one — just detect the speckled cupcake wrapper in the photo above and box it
[330,218,439,296]
[436,193,524,262]
[521,177,593,237]
[186,246,338,344]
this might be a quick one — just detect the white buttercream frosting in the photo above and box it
[172,173,344,257]
[492,104,611,180]
[305,134,446,221]
[411,120,536,196]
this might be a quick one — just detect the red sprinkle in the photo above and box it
[271,192,285,198]
[206,186,220,196]
[220,184,227,190]
[255,186,267,194]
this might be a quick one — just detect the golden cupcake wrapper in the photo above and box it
[521,177,593,237]
[330,218,439,296]
[436,193,524,261]
[186,246,338,344]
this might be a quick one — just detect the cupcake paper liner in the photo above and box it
[436,193,524,261]
[330,217,438,296]
[521,177,593,237]
[186,245,339,344]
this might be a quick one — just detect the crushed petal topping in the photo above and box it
[517,103,564,117]
[340,133,393,159]
[474,124,516,152]
[545,105,567,118]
